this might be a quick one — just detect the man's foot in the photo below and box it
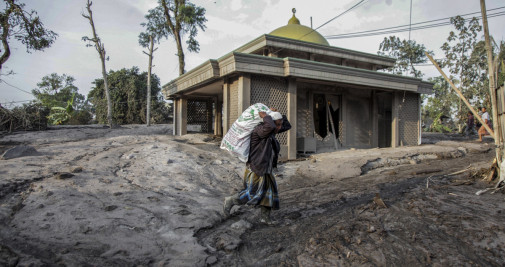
[259,206,273,225]
[223,196,237,218]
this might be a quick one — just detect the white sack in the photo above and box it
[220,103,271,162]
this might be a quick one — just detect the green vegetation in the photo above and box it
[144,0,207,75]
[0,0,57,71]
[32,73,92,125]
[381,15,505,133]
[88,67,168,125]
[378,36,433,78]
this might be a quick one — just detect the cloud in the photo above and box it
[230,0,243,11]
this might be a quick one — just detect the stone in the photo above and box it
[104,205,118,211]
[70,166,83,173]
[205,256,217,265]
[55,172,74,180]
[213,160,223,165]
[231,220,252,230]
[1,145,37,160]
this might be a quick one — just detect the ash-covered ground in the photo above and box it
[0,125,504,266]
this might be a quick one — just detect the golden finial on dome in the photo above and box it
[288,8,300,25]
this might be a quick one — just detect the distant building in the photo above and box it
[162,9,433,160]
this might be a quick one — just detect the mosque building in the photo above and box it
[162,9,434,160]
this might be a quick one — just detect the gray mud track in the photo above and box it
[1,126,504,266]
[198,147,505,266]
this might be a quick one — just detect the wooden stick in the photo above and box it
[425,52,495,139]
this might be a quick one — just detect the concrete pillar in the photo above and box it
[372,91,379,148]
[341,95,347,146]
[287,78,297,160]
[172,99,178,135]
[392,92,400,147]
[176,97,187,136]
[214,98,222,136]
[418,94,422,145]
[238,74,251,113]
[222,82,230,135]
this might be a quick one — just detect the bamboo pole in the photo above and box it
[425,52,496,139]
[480,0,502,165]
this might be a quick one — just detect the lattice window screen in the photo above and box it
[296,89,312,138]
[187,98,213,133]
[398,92,419,146]
[251,75,288,145]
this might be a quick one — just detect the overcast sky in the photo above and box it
[1,0,504,107]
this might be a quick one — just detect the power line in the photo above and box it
[1,80,34,95]
[315,0,367,31]
[325,6,505,40]
[327,6,504,38]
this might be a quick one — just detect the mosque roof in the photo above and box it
[269,8,329,46]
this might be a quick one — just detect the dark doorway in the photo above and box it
[377,92,392,148]
[327,95,341,139]
[313,94,328,138]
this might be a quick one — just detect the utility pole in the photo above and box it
[480,0,502,165]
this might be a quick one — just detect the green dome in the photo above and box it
[269,9,329,46]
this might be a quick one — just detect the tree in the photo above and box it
[144,0,207,76]
[88,67,168,125]
[378,36,432,78]
[32,73,85,108]
[440,15,482,132]
[0,0,57,71]
[139,12,165,126]
[82,0,112,127]
[32,73,91,125]
[422,76,458,131]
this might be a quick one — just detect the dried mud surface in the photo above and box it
[0,125,504,266]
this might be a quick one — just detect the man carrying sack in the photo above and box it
[223,109,291,225]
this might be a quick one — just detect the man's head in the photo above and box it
[482,107,487,112]
[270,112,283,127]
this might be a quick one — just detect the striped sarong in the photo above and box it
[237,168,279,210]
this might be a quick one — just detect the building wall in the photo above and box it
[250,75,288,145]
[398,92,420,146]
[345,94,372,149]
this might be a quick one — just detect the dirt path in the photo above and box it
[1,126,504,266]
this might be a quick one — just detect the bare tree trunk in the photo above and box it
[83,0,113,128]
[100,48,112,127]
[146,35,155,126]
[160,0,186,76]
[175,31,185,75]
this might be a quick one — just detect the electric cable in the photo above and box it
[325,7,505,40]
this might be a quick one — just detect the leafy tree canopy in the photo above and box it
[378,36,433,78]
[88,67,168,125]
[142,0,206,75]
[31,73,91,125]
[438,16,483,131]
[0,0,57,70]
[32,73,86,109]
